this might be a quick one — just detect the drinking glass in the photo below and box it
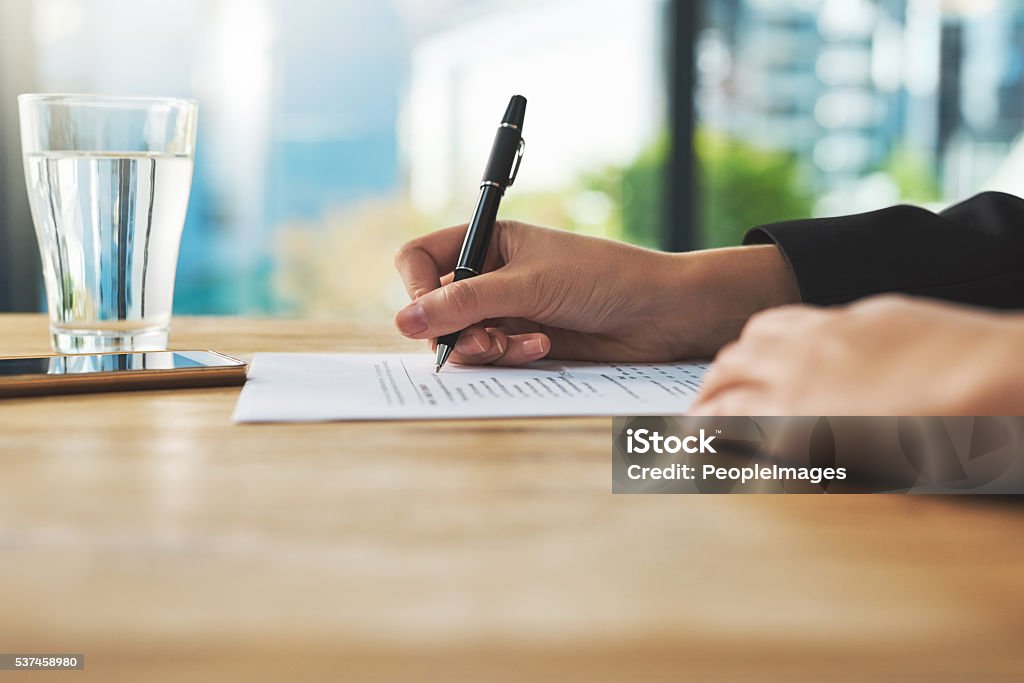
[18,94,198,353]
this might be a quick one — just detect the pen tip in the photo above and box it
[435,343,453,373]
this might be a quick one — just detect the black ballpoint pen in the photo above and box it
[435,95,526,372]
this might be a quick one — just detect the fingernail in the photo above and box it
[396,303,428,335]
[456,331,488,355]
[523,338,545,356]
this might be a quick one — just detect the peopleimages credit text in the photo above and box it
[613,417,1024,494]
[624,428,848,485]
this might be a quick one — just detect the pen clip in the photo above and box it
[507,138,525,187]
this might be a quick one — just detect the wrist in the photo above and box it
[661,245,800,356]
[971,316,1024,413]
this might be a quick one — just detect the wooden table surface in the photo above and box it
[1,313,1023,682]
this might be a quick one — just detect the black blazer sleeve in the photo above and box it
[743,191,1024,309]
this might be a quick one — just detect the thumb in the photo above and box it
[395,273,528,339]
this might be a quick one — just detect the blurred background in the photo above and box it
[2,0,1024,318]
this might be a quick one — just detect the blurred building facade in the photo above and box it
[697,0,1024,217]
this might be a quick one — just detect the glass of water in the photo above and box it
[18,94,198,353]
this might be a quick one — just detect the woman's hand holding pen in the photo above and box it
[394,220,799,366]
[394,219,1024,415]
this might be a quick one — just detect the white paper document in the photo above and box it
[232,353,708,423]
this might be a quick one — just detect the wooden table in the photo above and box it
[1,313,1023,681]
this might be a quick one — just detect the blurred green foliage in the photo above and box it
[503,126,815,249]
[617,138,666,248]
[695,130,814,248]
[583,129,814,249]
[881,145,941,203]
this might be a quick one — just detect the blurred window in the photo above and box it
[12,0,1024,315]
[23,0,670,317]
